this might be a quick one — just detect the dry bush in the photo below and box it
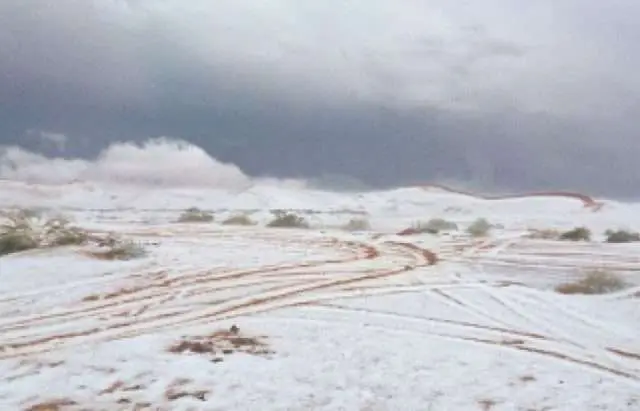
[423,218,458,233]
[408,221,438,235]
[559,226,591,242]
[0,230,39,256]
[44,218,89,247]
[0,210,38,255]
[25,399,78,411]
[85,235,147,261]
[341,217,371,231]
[526,228,560,240]
[222,214,256,226]
[0,210,145,261]
[556,270,628,295]
[605,229,640,243]
[410,218,458,235]
[0,210,88,256]
[467,218,491,237]
[177,207,214,223]
[267,211,309,229]
[168,326,272,360]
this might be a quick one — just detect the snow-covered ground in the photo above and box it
[1,179,639,411]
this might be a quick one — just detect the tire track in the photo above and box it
[308,302,640,372]
[0,235,374,333]
[311,302,549,340]
[258,313,639,385]
[0,238,438,358]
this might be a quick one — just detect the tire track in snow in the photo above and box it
[308,301,639,373]
[259,312,640,385]
[0,235,372,332]
[0,237,438,358]
[310,302,550,341]
[421,234,640,377]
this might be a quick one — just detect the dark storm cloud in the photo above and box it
[1,0,639,197]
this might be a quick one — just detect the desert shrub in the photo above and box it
[104,240,146,260]
[41,216,89,247]
[467,218,491,237]
[341,218,371,231]
[605,229,640,244]
[423,218,458,233]
[555,270,628,295]
[409,221,437,235]
[0,230,39,255]
[177,207,214,223]
[0,210,88,255]
[526,228,560,240]
[559,227,591,242]
[89,235,147,261]
[47,226,89,246]
[267,211,309,229]
[409,218,457,235]
[0,211,36,255]
[222,214,256,226]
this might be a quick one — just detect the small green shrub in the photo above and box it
[48,226,89,246]
[559,227,591,242]
[0,230,39,255]
[222,214,256,226]
[104,240,146,260]
[409,221,438,235]
[341,218,371,231]
[424,218,458,233]
[555,270,628,295]
[90,235,147,260]
[267,211,309,229]
[178,207,214,223]
[409,218,458,235]
[0,210,88,255]
[42,216,89,247]
[605,229,640,244]
[526,228,560,240]
[467,218,491,237]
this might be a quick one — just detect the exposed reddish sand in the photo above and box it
[420,184,603,210]
[396,184,604,236]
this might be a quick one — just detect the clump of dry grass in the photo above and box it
[221,214,256,226]
[467,218,491,237]
[85,235,147,261]
[266,211,309,229]
[555,270,628,295]
[25,399,78,411]
[0,209,148,261]
[177,207,214,223]
[526,228,561,240]
[168,325,272,361]
[410,218,458,235]
[424,218,458,233]
[0,229,39,256]
[0,210,88,256]
[341,217,371,231]
[44,217,89,247]
[559,226,591,242]
[605,229,640,243]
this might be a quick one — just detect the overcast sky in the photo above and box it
[1,0,639,196]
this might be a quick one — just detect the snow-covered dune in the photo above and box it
[1,140,639,410]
